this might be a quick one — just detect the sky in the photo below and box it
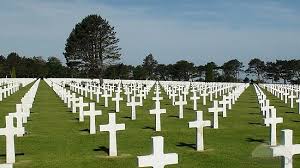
[0,0,299,66]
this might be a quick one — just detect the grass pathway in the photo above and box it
[3,81,300,167]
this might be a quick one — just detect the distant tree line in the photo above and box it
[0,52,299,84]
[0,52,70,78]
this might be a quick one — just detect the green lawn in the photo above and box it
[1,80,300,167]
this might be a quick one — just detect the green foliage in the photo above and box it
[142,53,158,79]
[171,60,195,81]
[10,66,16,78]
[64,14,121,79]
[247,58,265,81]
[205,62,218,82]
[222,59,243,82]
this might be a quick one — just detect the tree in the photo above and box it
[205,62,218,82]
[264,62,280,83]
[64,14,121,80]
[104,63,133,79]
[0,55,8,77]
[275,60,293,84]
[247,58,265,81]
[171,60,195,81]
[47,57,65,77]
[155,64,170,81]
[142,53,158,79]
[133,65,147,80]
[195,65,205,81]
[7,52,20,78]
[222,59,243,82]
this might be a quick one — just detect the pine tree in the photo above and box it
[64,14,121,80]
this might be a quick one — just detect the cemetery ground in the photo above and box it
[0,81,300,168]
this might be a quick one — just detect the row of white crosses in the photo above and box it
[0,79,23,102]
[254,84,300,168]
[254,84,283,146]
[49,79,178,167]
[0,79,39,168]
[261,83,300,114]
[46,79,126,157]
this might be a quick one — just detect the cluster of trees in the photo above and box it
[2,14,299,84]
[1,51,299,84]
[102,54,300,84]
[0,52,70,78]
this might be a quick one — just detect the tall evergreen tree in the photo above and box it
[64,14,121,81]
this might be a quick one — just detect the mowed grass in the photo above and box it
[1,80,300,167]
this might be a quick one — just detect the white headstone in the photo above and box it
[208,100,223,129]
[264,108,283,146]
[137,136,178,168]
[149,106,166,132]
[83,103,102,134]
[271,129,300,168]
[99,113,125,156]
[127,96,140,120]
[77,97,88,122]
[189,111,211,151]
[174,95,187,119]
[0,116,25,163]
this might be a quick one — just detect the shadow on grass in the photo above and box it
[248,112,261,115]
[168,115,178,119]
[248,122,263,126]
[122,116,131,120]
[93,146,109,155]
[142,126,155,131]
[285,111,294,114]
[246,137,265,143]
[291,119,300,123]
[80,128,90,132]
[176,142,196,150]
[0,153,24,157]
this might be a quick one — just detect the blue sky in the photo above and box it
[0,0,299,66]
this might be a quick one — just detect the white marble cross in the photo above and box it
[149,106,166,132]
[77,97,88,122]
[94,88,102,103]
[169,91,177,106]
[288,93,296,108]
[99,113,125,156]
[201,90,208,106]
[83,102,102,134]
[271,129,300,168]
[112,91,123,112]
[218,97,227,118]
[261,99,270,117]
[174,95,187,119]
[283,91,289,104]
[0,164,13,168]
[101,89,110,107]
[127,96,140,120]
[71,93,79,113]
[137,136,178,168]
[264,108,283,146]
[190,91,200,110]
[208,100,223,129]
[9,104,25,137]
[0,115,25,163]
[189,111,211,151]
